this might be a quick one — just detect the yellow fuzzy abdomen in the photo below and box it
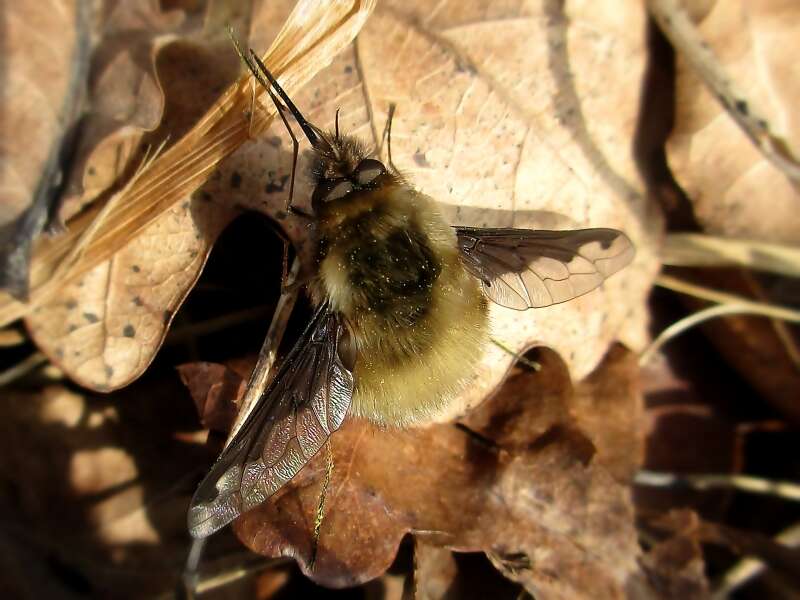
[316,186,489,426]
[349,267,488,426]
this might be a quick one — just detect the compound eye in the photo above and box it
[312,178,353,205]
[354,158,386,185]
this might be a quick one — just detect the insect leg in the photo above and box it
[310,440,334,569]
[378,103,399,173]
[250,70,302,214]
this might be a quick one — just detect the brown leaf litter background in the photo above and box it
[1,0,799,598]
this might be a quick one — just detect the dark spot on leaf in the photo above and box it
[68,324,77,333]
[344,65,353,74]
[265,174,290,194]
[123,324,135,338]
[132,265,141,273]
[189,250,198,258]
[55,348,64,359]
[87,166,96,176]
[413,150,431,168]
[65,299,77,310]
[231,171,242,188]
[182,201,190,210]
[735,99,749,116]
[105,365,114,379]
[455,58,475,74]
[83,312,99,324]
[267,136,282,147]
[133,296,143,307]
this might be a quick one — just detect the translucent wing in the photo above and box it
[188,303,354,539]
[455,227,635,310]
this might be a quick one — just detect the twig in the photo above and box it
[635,470,800,502]
[165,305,274,346]
[655,274,800,322]
[662,233,800,278]
[225,258,300,446]
[646,0,800,181]
[712,522,800,599]
[639,303,792,365]
[0,352,48,387]
[0,328,25,347]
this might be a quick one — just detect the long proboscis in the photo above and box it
[228,28,326,151]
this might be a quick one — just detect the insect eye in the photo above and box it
[354,158,386,185]
[312,178,353,204]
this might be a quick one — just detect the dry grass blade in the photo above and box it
[647,0,800,181]
[713,522,800,599]
[0,0,376,328]
[662,233,800,277]
[643,274,800,365]
[639,303,800,365]
[656,274,800,322]
[636,470,800,502]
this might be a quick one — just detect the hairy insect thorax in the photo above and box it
[314,180,440,321]
[307,134,489,424]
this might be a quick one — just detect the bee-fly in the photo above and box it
[188,39,635,539]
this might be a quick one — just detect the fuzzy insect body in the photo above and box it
[187,37,635,539]
[310,163,488,426]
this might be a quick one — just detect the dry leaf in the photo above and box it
[18,0,376,390]
[178,361,245,433]
[26,199,234,390]
[636,336,740,517]
[179,346,659,598]
[62,0,187,212]
[414,543,525,600]
[639,511,709,600]
[666,0,800,242]
[0,1,89,297]
[572,344,645,483]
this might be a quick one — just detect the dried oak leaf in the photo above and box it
[666,1,800,242]
[21,0,375,390]
[61,0,187,213]
[219,0,660,421]
[0,1,89,298]
[177,361,245,433]
[179,346,657,598]
[639,510,709,600]
[414,542,525,599]
[636,326,740,517]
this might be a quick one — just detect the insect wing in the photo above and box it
[188,304,354,538]
[455,227,634,310]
